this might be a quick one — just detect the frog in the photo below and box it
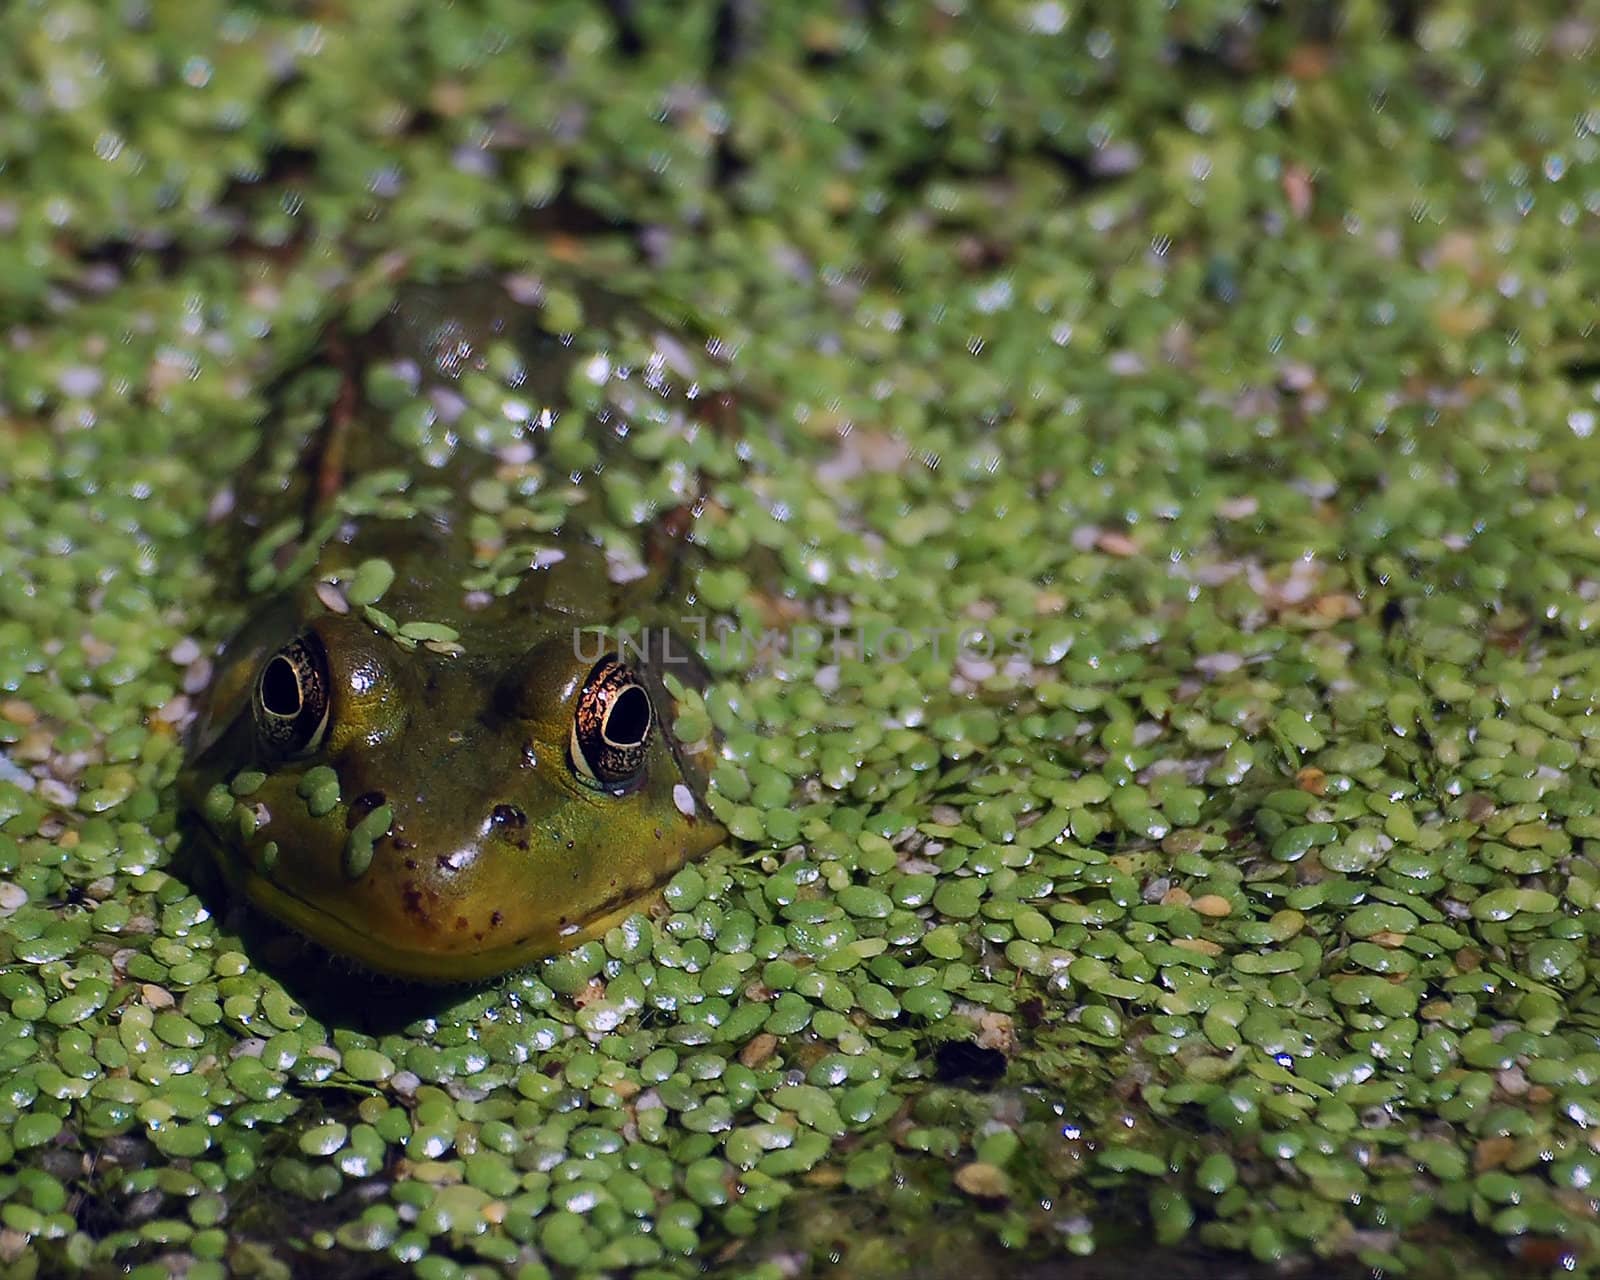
[179,276,726,983]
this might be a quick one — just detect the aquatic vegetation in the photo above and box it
[2,3,1598,1277]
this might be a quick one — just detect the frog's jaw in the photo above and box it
[240,865,660,983]
[203,818,725,984]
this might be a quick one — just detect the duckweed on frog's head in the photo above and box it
[179,281,725,982]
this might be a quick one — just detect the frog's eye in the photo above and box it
[252,633,332,756]
[570,656,653,791]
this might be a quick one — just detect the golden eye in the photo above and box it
[570,655,653,791]
[252,633,331,756]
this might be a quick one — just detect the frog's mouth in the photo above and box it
[248,870,665,983]
[193,824,679,984]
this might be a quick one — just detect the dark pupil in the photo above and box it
[606,686,651,746]
[260,655,303,717]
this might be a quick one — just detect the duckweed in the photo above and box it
[346,560,397,608]
[4,3,1600,1280]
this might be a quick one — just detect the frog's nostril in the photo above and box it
[347,791,387,828]
[490,803,527,830]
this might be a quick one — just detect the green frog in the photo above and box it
[180,277,726,983]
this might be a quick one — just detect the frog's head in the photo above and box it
[181,597,722,982]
